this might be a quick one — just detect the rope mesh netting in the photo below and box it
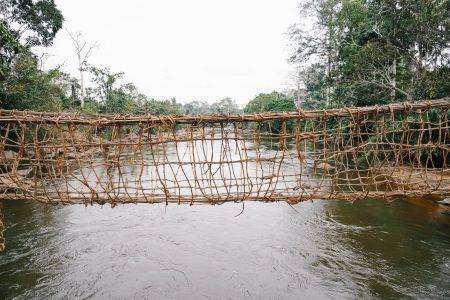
[0,98,449,251]
[0,99,448,206]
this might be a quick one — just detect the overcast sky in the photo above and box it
[43,0,301,106]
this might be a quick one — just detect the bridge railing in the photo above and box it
[0,99,448,206]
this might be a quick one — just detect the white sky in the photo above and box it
[42,0,301,106]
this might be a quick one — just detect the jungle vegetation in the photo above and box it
[288,0,449,109]
[0,0,448,115]
[0,0,241,115]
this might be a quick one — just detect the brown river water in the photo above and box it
[1,198,449,299]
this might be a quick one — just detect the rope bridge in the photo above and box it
[0,99,449,205]
[0,99,449,251]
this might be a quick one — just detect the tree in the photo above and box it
[210,98,240,114]
[302,63,328,109]
[87,65,185,115]
[288,0,340,106]
[288,65,306,107]
[88,65,135,114]
[244,91,296,132]
[67,30,96,108]
[289,0,449,107]
[143,98,182,115]
[0,0,63,46]
[0,0,64,111]
[183,100,212,115]
[244,91,295,113]
[0,0,63,74]
[89,66,123,103]
[0,19,22,78]
[337,0,449,105]
[0,52,69,111]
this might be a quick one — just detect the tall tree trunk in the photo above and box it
[391,58,397,101]
[78,50,85,108]
[79,65,85,108]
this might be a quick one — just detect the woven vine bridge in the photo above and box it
[0,99,449,251]
[0,99,449,207]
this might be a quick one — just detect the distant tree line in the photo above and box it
[0,0,243,116]
[71,65,242,115]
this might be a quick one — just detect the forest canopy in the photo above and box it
[289,0,449,108]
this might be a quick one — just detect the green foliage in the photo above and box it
[244,91,295,113]
[0,53,69,111]
[182,100,211,115]
[0,0,63,77]
[182,98,241,115]
[290,0,448,165]
[302,64,328,109]
[0,0,64,111]
[244,91,296,132]
[88,66,124,104]
[79,98,102,114]
[140,98,183,115]
[412,66,450,100]
[1,1,242,117]
[87,66,136,114]
[0,0,63,47]
[290,0,449,108]
[0,21,22,78]
[210,97,240,114]
[85,66,186,115]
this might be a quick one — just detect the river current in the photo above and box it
[1,198,449,299]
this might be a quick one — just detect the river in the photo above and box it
[1,198,449,299]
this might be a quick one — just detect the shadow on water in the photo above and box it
[1,198,449,299]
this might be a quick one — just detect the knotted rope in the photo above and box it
[0,98,447,206]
